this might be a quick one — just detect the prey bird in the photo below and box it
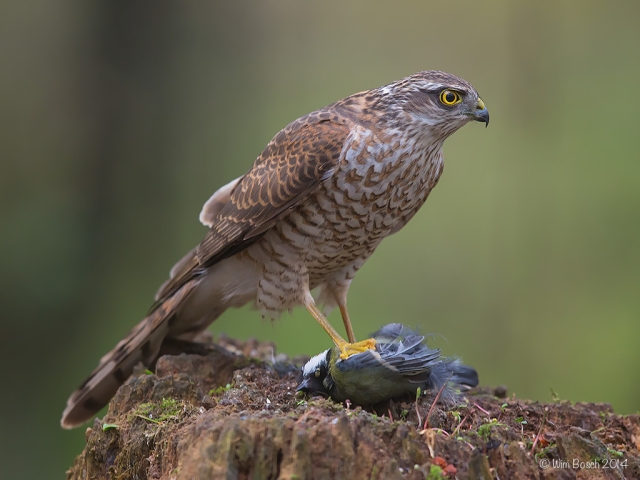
[297,323,479,406]
[61,70,489,428]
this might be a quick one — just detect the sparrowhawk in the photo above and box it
[61,70,489,428]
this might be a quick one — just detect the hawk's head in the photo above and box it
[373,70,489,136]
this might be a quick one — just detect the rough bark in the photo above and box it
[67,336,640,480]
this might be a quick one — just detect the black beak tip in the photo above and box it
[475,108,490,127]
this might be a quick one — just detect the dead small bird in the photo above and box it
[297,323,478,405]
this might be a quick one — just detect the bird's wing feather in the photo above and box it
[338,325,443,384]
[64,112,351,428]
[199,176,243,227]
[368,324,442,380]
[383,341,442,381]
[370,323,410,342]
[338,337,440,378]
[152,115,351,308]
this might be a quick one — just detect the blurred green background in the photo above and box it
[2,1,639,477]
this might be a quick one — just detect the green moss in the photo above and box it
[131,397,184,424]
[369,464,378,479]
[607,447,623,458]
[477,418,504,440]
[427,464,444,479]
[209,383,232,396]
[160,397,179,412]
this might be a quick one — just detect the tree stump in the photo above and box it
[66,336,640,479]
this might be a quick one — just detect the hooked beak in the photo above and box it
[473,98,489,127]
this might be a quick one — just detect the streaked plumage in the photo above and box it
[62,70,488,428]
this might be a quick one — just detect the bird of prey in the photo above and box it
[61,70,489,429]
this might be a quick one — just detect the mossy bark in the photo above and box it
[67,337,640,480]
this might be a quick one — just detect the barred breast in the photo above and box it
[247,124,444,317]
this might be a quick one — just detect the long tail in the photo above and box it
[60,279,201,429]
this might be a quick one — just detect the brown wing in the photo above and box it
[152,114,351,308]
[199,177,243,227]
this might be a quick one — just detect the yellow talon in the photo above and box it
[339,338,377,360]
[303,296,376,360]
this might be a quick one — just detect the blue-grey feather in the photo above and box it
[299,323,478,406]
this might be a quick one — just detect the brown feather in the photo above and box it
[63,115,351,428]
[152,116,350,309]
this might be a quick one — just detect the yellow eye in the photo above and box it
[439,89,462,106]
[315,369,321,377]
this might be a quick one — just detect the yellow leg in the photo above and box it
[338,303,357,344]
[304,299,346,346]
[304,297,376,360]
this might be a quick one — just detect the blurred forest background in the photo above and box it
[2,1,640,477]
